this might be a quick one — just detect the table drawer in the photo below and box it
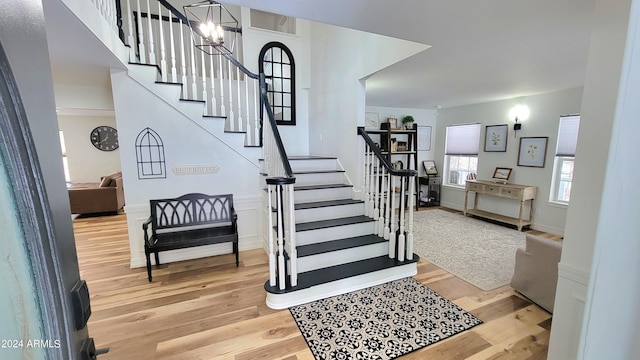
[467,182,484,192]
[502,187,523,199]
[485,185,501,195]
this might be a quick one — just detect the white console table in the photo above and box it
[463,180,537,231]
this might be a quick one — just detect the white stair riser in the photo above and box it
[294,172,346,186]
[294,187,352,203]
[295,203,365,223]
[128,65,158,84]
[295,222,375,246]
[265,262,418,309]
[292,242,388,273]
[290,159,340,171]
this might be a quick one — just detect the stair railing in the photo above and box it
[358,127,416,262]
[91,0,261,146]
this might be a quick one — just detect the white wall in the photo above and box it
[549,0,640,358]
[365,106,438,175]
[57,115,121,182]
[111,69,263,268]
[241,7,311,156]
[308,22,429,194]
[435,87,583,235]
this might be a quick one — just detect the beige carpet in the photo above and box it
[412,209,526,291]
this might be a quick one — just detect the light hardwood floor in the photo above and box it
[73,208,561,359]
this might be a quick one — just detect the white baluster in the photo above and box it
[201,39,208,109]
[276,185,285,290]
[227,58,235,131]
[158,2,167,82]
[136,0,146,63]
[406,177,415,260]
[179,19,187,87]
[398,178,406,262]
[189,35,197,99]
[126,0,135,62]
[373,156,379,221]
[389,175,397,258]
[209,55,217,115]
[287,184,297,287]
[384,168,391,240]
[237,66,243,132]
[145,0,155,64]
[168,13,177,82]
[267,186,276,287]
[219,55,226,117]
[378,167,386,237]
[363,144,369,212]
[254,79,260,146]
[244,73,250,143]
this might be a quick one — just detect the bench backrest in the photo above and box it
[149,193,234,232]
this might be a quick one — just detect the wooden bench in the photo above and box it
[142,193,238,281]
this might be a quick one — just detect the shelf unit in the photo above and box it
[366,123,419,209]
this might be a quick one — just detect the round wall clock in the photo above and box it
[90,126,119,151]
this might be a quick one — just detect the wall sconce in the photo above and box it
[509,105,530,136]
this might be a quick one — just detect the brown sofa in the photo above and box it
[68,171,125,214]
[510,234,563,313]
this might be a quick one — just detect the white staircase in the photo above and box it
[264,156,418,309]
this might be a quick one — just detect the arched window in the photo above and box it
[135,127,166,179]
[259,42,295,125]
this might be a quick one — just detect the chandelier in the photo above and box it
[183,0,238,55]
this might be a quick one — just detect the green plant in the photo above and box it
[401,115,415,124]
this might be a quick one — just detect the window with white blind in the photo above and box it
[551,115,580,203]
[444,123,481,186]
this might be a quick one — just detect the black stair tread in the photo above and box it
[295,199,364,210]
[288,155,337,160]
[296,215,372,232]
[294,169,345,174]
[179,98,205,103]
[294,183,352,191]
[297,234,386,257]
[155,81,182,86]
[264,254,419,294]
[203,115,226,119]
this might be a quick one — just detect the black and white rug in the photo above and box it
[289,277,482,360]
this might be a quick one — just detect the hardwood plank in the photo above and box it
[74,209,555,359]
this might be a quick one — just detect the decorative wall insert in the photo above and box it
[135,127,166,179]
[259,42,296,125]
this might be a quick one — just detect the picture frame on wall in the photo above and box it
[484,124,508,152]
[417,125,432,151]
[365,112,379,129]
[517,137,548,167]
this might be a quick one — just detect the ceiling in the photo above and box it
[44,0,597,110]
[206,0,596,109]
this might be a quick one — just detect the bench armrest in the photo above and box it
[142,216,154,245]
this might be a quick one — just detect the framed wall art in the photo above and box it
[484,124,508,152]
[365,112,379,129]
[517,137,548,167]
[417,125,432,151]
[492,167,512,183]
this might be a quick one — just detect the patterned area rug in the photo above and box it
[289,277,482,360]
[412,209,526,291]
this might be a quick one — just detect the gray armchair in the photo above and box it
[510,234,562,313]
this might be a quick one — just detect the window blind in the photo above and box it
[445,123,481,155]
[556,115,580,156]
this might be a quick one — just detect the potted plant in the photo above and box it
[401,115,415,130]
